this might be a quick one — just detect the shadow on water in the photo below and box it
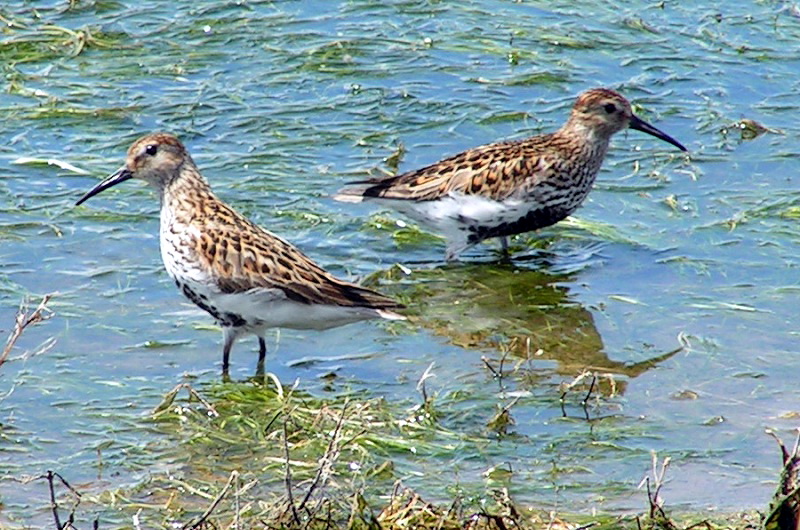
[377,260,679,390]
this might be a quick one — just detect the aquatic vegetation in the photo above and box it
[1,0,800,527]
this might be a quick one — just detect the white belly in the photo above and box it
[180,279,383,332]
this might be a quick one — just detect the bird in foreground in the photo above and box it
[335,88,687,261]
[76,133,405,373]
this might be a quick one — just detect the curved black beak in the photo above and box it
[75,167,133,206]
[629,114,687,152]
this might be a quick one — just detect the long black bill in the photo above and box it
[629,114,687,152]
[75,167,133,206]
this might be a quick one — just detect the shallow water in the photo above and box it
[1,0,800,524]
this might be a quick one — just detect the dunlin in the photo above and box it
[76,133,404,373]
[335,88,687,261]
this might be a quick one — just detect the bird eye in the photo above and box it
[603,103,617,114]
[145,144,158,156]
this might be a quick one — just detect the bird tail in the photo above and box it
[332,187,368,203]
[377,309,406,321]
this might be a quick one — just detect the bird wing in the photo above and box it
[336,135,556,202]
[188,203,403,311]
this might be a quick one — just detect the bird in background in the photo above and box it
[334,88,687,261]
[76,133,404,374]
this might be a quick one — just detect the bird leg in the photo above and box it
[222,327,239,374]
[445,241,469,262]
[257,336,267,374]
[500,236,510,256]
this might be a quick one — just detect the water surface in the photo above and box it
[1,0,799,524]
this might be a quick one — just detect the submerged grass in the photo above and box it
[70,376,516,527]
[37,378,770,529]
[0,19,128,64]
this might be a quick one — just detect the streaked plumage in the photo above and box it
[335,88,687,261]
[76,133,404,373]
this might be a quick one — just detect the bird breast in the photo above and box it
[159,204,210,285]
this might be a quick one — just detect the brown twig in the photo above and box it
[498,348,509,384]
[182,470,238,530]
[297,400,350,514]
[1,294,54,368]
[650,452,670,518]
[283,418,301,525]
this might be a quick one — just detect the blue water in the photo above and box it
[2,0,800,524]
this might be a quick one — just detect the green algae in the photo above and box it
[0,0,799,527]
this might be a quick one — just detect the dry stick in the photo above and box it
[297,400,350,514]
[1,294,53,368]
[45,470,81,530]
[498,348,509,384]
[645,477,658,518]
[283,419,301,525]
[297,408,346,516]
[182,470,239,530]
[645,475,668,521]
[234,472,241,530]
[648,453,671,519]
[47,470,62,530]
